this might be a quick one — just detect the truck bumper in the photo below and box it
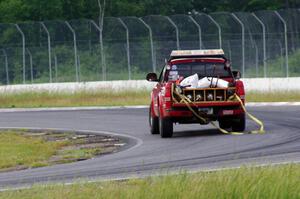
[163,102,244,119]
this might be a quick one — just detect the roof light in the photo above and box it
[171,49,224,57]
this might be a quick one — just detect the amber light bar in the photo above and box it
[170,49,225,58]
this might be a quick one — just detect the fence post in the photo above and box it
[100,28,106,81]
[15,24,26,84]
[26,49,33,83]
[165,16,180,50]
[231,13,245,78]
[252,13,267,78]
[65,21,79,82]
[118,18,132,80]
[138,18,157,73]
[274,11,289,77]
[40,22,52,83]
[1,49,9,84]
[189,16,202,49]
[277,40,285,71]
[202,14,222,49]
[54,54,58,82]
[253,43,259,77]
[77,55,81,80]
[90,20,107,81]
[226,41,232,61]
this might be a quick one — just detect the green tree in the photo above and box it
[0,0,297,23]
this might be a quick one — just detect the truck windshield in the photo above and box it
[169,62,231,79]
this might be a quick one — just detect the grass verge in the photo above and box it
[0,90,299,108]
[0,132,67,170]
[247,91,300,102]
[0,131,122,171]
[0,90,150,108]
[1,164,299,198]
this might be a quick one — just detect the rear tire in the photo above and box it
[159,117,173,138]
[232,114,246,132]
[219,119,231,129]
[149,107,159,134]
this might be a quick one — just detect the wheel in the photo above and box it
[149,107,159,134]
[159,117,173,138]
[232,114,246,132]
[218,118,231,129]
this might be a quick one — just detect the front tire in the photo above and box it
[149,107,159,134]
[159,117,173,138]
[232,114,246,132]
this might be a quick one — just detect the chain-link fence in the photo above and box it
[0,8,300,85]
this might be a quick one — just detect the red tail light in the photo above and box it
[162,83,173,109]
[235,80,245,104]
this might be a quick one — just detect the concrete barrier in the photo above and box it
[0,80,156,94]
[0,78,299,93]
[243,78,300,92]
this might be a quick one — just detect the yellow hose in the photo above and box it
[172,84,265,135]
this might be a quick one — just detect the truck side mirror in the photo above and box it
[146,73,158,82]
[232,71,241,79]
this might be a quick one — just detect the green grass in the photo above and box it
[0,131,107,170]
[1,164,299,198]
[0,90,151,108]
[247,91,300,102]
[0,132,68,169]
[0,90,299,108]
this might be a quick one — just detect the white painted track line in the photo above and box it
[247,102,300,106]
[0,106,148,113]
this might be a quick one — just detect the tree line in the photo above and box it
[0,0,298,23]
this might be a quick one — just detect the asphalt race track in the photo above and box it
[0,106,300,189]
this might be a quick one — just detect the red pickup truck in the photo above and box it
[146,49,245,138]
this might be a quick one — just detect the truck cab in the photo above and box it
[147,49,245,138]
